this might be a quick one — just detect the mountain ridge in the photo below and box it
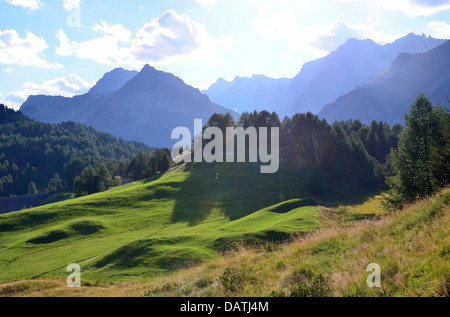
[88,68,138,94]
[21,65,238,148]
[283,33,446,115]
[319,40,450,124]
[204,33,446,118]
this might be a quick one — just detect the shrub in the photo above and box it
[219,267,247,293]
[288,268,332,297]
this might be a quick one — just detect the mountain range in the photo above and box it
[20,33,449,147]
[21,65,238,148]
[205,33,447,118]
[202,75,291,113]
[319,39,450,124]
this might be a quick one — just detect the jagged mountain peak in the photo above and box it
[88,67,138,94]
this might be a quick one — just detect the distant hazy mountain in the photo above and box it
[203,33,446,117]
[21,65,238,147]
[283,33,447,115]
[319,40,450,125]
[204,75,291,113]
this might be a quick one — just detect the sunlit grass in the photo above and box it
[2,188,447,297]
[0,163,319,283]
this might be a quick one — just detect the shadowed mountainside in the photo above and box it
[21,65,238,148]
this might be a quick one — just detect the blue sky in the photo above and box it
[1,0,449,109]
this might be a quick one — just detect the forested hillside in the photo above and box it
[0,104,151,198]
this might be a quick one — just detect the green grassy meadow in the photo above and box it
[0,163,321,283]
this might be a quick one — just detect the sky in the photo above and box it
[0,0,449,110]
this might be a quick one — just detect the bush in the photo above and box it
[288,268,332,297]
[219,267,247,293]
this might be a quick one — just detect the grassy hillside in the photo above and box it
[145,188,449,297]
[0,187,447,297]
[0,163,323,283]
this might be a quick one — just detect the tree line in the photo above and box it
[200,109,402,195]
[201,94,449,203]
[0,104,151,198]
[73,149,172,197]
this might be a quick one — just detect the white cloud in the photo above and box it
[253,14,401,56]
[56,10,234,68]
[4,0,83,11]
[62,0,81,11]
[93,20,132,42]
[0,29,62,69]
[129,10,233,67]
[333,0,450,17]
[4,0,41,10]
[5,0,82,11]
[2,67,14,73]
[427,21,450,38]
[56,23,131,66]
[55,29,72,56]
[2,74,92,110]
[195,0,224,7]
[253,13,322,56]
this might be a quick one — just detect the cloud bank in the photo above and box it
[0,29,62,69]
[56,10,234,68]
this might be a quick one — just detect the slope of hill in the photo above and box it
[141,187,450,297]
[0,163,321,283]
[319,40,450,124]
[204,75,291,113]
[21,65,238,148]
[1,183,447,297]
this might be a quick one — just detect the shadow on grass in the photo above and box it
[171,162,303,226]
[315,185,387,208]
[171,161,387,226]
[142,172,165,184]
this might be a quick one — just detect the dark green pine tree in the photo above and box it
[159,151,171,172]
[127,151,150,180]
[96,164,111,192]
[80,165,98,195]
[429,105,450,190]
[390,94,446,203]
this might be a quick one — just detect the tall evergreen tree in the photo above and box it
[389,94,448,204]
[97,164,111,192]
[159,151,171,172]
